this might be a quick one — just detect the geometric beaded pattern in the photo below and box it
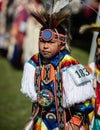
[56,69,65,130]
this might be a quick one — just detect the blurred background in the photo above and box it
[0,0,99,129]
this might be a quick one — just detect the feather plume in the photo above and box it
[27,3,48,27]
[27,0,81,28]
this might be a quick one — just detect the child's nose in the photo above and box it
[44,42,49,48]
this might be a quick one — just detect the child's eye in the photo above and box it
[50,41,55,44]
[40,39,44,42]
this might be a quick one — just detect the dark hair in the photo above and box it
[55,25,66,35]
[40,18,71,35]
[41,25,65,35]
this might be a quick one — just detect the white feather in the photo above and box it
[69,0,81,14]
[53,0,70,13]
[53,0,81,14]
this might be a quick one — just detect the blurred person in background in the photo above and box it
[71,0,99,51]
[21,0,42,65]
[5,0,15,31]
[7,0,29,69]
[92,32,100,130]
[0,0,9,57]
[7,0,43,69]
[79,23,100,130]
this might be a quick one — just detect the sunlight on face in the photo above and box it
[39,40,60,59]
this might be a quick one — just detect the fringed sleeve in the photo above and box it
[20,61,37,102]
[62,67,96,108]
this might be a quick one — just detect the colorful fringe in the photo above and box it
[31,53,79,68]
[33,118,47,130]
[60,55,79,68]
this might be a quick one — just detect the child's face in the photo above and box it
[39,40,59,59]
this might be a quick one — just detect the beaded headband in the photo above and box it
[39,29,66,44]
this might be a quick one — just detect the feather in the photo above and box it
[27,3,48,27]
[79,24,100,34]
[51,7,72,27]
[52,0,80,14]
[27,0,81,28]
[50,0,80,27]
[52,0,70,13]
[40,0,58,15]
[69,0,81,14]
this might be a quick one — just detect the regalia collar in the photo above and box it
[38,49,68,67]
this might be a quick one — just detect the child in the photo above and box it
[21,1,95,130]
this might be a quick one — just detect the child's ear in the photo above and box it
[60,43,65,51]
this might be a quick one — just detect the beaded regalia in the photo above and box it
[21,0,96,130]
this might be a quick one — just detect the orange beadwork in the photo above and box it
[41,64,55,84]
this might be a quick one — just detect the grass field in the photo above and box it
[0,57,32,130]
[0,46,90,130]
